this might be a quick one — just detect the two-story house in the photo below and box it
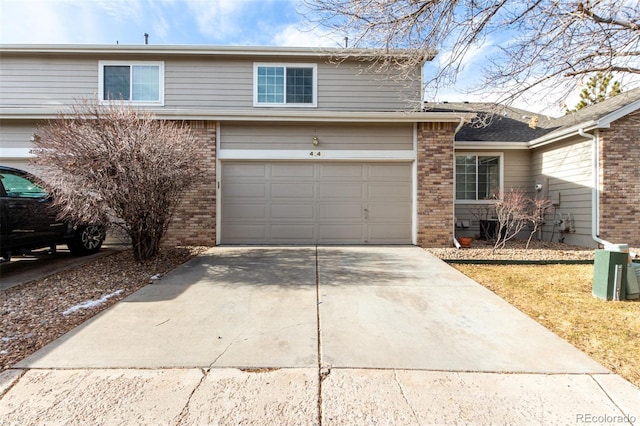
[0,44,468,248]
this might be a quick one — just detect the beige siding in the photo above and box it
[164,59,252,108]
[454,149,532,238]
[0,57,98,106]
[1,54,420,111]
[0,120,37,149]
[220,122,413,150]
[531,137,594,247]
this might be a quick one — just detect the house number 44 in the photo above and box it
[309,151,323,157]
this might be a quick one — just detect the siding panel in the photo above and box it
[531,137,594,247]
[220,122,413,151]
[1,54,420,111]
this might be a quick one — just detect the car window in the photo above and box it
[0,171,48,198]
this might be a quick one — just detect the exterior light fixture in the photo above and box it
[312,136,319,146]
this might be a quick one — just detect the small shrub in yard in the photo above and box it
[480,188,553,250]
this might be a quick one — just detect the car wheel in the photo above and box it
[68,225,106,256]
[1,251,11,262]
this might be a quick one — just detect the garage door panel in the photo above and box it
[223,204,266,219]
[271,204,315,220]
[271,182,315,198]
[319,204,363,220]
[367,202,411,220]
[368,183,412,199]
[223,224,267,241]
[368,224,412,241]
[271,164,315,179]
[319,164,364,179]
[221,162,412,244]
[368,164,411,180]
[225,183,267,198]
[318,224,365,241]
[223,163,267,178]
[319,182,364,199]
[271,225,315,240]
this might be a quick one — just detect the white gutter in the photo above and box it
[579,128,612,247]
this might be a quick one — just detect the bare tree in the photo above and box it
[32,99,204,262]
[303,0,640,108]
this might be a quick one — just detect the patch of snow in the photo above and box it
[1,332,33,343]
[62,290,124,316]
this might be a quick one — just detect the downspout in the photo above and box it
[453,117,466,249]
[579,127,612,247]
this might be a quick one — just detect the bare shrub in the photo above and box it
[493,188,553,251]
[32,99,204,262]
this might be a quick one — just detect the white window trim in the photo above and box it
[253,62,317,108]
[98,61,165,106]
[454,152,504,204]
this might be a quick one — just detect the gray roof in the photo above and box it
[425,86,640,143]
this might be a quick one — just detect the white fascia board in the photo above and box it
[455,141,529,150]
[0,107,470,123]
[218,149,415,161]
[527,121,598,148]
[0,147,33,158]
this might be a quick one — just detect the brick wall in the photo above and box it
[598,112,640,246]
[163,120,217,247]
[416,122,455,247]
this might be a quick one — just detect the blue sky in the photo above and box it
[0,0,336,47]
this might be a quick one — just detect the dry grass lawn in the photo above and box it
[454,264,640,387]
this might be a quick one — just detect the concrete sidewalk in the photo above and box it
[1,246,639,425]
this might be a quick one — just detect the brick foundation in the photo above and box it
[598,112,640,246]
[416,122,455,247]
[163,120,217,247]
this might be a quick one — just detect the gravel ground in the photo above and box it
[0,246,208,370]
[426,239,640,261]
[2,240,637,370]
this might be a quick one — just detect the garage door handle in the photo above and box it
[364,208,369,220]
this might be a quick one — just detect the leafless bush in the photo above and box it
[32,99,204,262]
[493,188,553,251]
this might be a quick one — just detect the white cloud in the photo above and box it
[272,24,338,47]
[0,0,75,43]
[183,0,246,41]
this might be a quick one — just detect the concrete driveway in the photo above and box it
[1,246,638,425]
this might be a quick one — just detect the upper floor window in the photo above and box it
[254,63,317,107]
[99,61,164,105]
[455,154,502,201]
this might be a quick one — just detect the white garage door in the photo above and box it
[221,162,412,244]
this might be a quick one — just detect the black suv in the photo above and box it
[0,165,105,261]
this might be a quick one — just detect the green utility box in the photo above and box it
[593,250,628,301]
[627,263,640,300]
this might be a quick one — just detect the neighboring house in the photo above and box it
[428,87,640,248]
[0,44,469,248]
